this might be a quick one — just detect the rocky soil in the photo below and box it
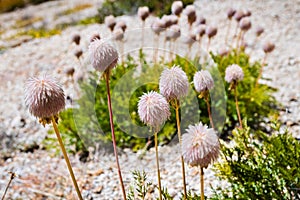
[0,0,299,199]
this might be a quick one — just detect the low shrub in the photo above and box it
[211,121,300,199]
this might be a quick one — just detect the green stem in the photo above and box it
[104,72,127,200]
[1,172,15,200]
[154,131,162,200]
[51,116,83,200]
[175,100,187,199]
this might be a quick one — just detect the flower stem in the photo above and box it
[154,131,162,200]
[1,172,16,200]
[204,94,215,129]
[51,116,83,200]
[234,85,243,129]
[225,20,231,45]
[255,53,268,88]
[199,167,204,200]
[104,72,126,200]
[175,100,187,199]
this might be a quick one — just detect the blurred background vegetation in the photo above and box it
[0,0,54,13]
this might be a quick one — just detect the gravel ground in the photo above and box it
[0,0,299,199]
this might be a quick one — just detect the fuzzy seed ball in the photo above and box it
[206,26,218,38]
[25,75,65,118]
[184,32,197,45]
[138,6,150,21]
[72,34,80,45]
[193,70,214,93]
[159,65,189,100]
[234,10,245,22]
[194,25,206,38]
[171,1,183,16]
[138,91,171,128]
[227,8,236,19]
[225,64,244,83]
[89,39,119,72]
[263,42,275,53]
[166,25,181,41]
[255,26,264,37]
[182,122,220,168]
[151,19,165,35]
[239,17,251,31]
[105,15,116,31]
[184,5,196,25]
[115,21,127,32]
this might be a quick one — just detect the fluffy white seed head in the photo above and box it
[184,5,196,25]
[88,39,119,72]
[115,21,127,32]
[166,24,181,40]
[206,26,218,38]
[138,6,150,21]
[138,91,171,128]
[151,19,165,35]
[239,17,251,31]
[172,1,183,16]
[263,41,275,53]
[182,122,220,168]
[25,75,65,118]
[193,70,214,93]
[159,65,189,101]
[225,64,244,83]
[105,15,116,31]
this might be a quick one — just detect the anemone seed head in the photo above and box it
[193,70,214,93]
[171,1,183,16]
[25,75,65,118]
[88,39,119,72]
[225,64,244,83]
[138,91,171,128]
[138,6,150,21]
[159,65,189,101]
[181,122,220,168]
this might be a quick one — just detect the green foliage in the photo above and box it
[60,3,92,16]
[211,121,300,199]
[49,49,279,153]
[127,170,153,200]
[0,0,53,13]
[14,28,61,38]
[43,109,88,156]
[97,0,194,22]
[211,50,279,137]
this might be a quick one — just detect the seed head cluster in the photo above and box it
[159,66,189,101]
[193,70,214,93]
[182,122,220,168]
[138,91,171,128]
[225,64,244,83]
[89,39,119,72]
[25,75,65,118]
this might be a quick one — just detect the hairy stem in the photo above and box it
[51,116,83,200]
[234,85,243,129]
[205,94,215,129]
[1,172,16,200]
[175,100,187,199]
[200,167,204,200]
[154,131,162,200]
[105,72,127,200]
